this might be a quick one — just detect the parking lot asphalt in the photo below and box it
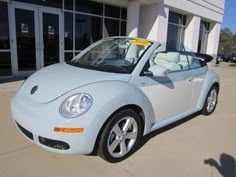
[0,62,236,177]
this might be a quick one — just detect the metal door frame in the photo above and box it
[9,1,64,76]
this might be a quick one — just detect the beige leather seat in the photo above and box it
[154,52,181,71]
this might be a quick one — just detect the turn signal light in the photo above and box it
[54,127,84,133]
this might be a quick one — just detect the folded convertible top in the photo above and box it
[179,51,214,63]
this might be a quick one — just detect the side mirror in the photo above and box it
[145,65,169,77]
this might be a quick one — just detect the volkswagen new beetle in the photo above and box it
[11,37,219,162]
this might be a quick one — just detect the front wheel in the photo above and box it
[201,85,219,115]
[98,109,142,163]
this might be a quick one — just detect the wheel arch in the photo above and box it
[212,82,220,91]
[91,104,145,155]
[197,69,220,109]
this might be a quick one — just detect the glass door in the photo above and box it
[39,8,63,67]
[10,3,40,76]
[15,9,37,71]
[10,2,63,76]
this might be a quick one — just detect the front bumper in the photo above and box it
[10,92,101,155]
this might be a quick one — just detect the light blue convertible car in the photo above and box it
[11,37,219,163]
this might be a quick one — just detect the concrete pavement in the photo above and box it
[0,62,236,177]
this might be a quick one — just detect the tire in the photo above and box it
[201,85,219,115]
[98,109,142,163]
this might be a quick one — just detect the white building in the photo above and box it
[0,0,225,77]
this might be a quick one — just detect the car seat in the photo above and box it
[154,52,181,71]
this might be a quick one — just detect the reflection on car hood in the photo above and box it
[22,63,131,103]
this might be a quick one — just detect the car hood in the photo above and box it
[22,63,131,103]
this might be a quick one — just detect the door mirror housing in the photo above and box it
[145,65,169,77]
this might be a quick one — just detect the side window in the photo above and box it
[179,54,190,70]
[188,56,205,69]
[152,51,189,72]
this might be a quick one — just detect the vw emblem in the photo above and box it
[30,86,38,95]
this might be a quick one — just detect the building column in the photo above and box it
[184,15,201,52]
[139,3,169,45]
[207,22,221,56]
[126,0,140,37]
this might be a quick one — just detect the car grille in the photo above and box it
[16,122,34,141]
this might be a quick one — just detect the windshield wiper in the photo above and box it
[96,65,129,73]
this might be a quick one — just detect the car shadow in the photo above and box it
[149,76,175,89]
[229,64,236,67]
[136,111,201,153]
[204,153,236,177]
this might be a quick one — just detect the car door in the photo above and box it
[139,51,194,122]
[187,55,207,107]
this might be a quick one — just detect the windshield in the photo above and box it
[68,38,152,74]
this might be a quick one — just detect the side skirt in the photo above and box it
[150,107,200,132]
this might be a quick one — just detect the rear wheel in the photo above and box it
[201,85,219,115]
[98,109,142,163]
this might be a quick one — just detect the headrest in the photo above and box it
[166,52,180,63]
[155,52,180,63]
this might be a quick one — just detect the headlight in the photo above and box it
[60,93,93,118]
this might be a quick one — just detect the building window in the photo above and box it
[75,0,103,15]
[64,12,73,50]
[121,21,127,36]
[104,19,120,37]
[121,8,127,20]
[105,4,120,18]
[0,2,10,50]
[0,2,11,76]
[167,12,186,51]
[0,52,12,76]
[198,21,210,53]
[63,0,127,58]
[64,0,73,10]
[75,14,103,50]
[13,0,62,9]
[64,52,74,62]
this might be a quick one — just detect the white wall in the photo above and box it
[207,22,221,56]
[139,3,169,44]
[184,15,201,52]
[97,0,224,57]
[164,0,224,22]
[126,0,140,37]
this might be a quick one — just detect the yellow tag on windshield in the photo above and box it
[129,38,151,46]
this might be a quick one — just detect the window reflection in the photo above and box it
[169,12,186,25]
[121,8,127,20]
[0,52,12,76]
[62,1,127,60]
[15,9,36,71]
[167,24,185,51]
[64,12,73,50]
[75,14,102,50]
[65,52,74,62]
[167,12,186,51]
[0,2,10,49]
[121,21,126,36]
[64,0,73,10]
[43,13,59,66]
[105,5,120,18]
[104,19,119,37]
[75,0,103,15]
[198,21,210,53]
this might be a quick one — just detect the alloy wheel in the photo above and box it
[107,117,138,158]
